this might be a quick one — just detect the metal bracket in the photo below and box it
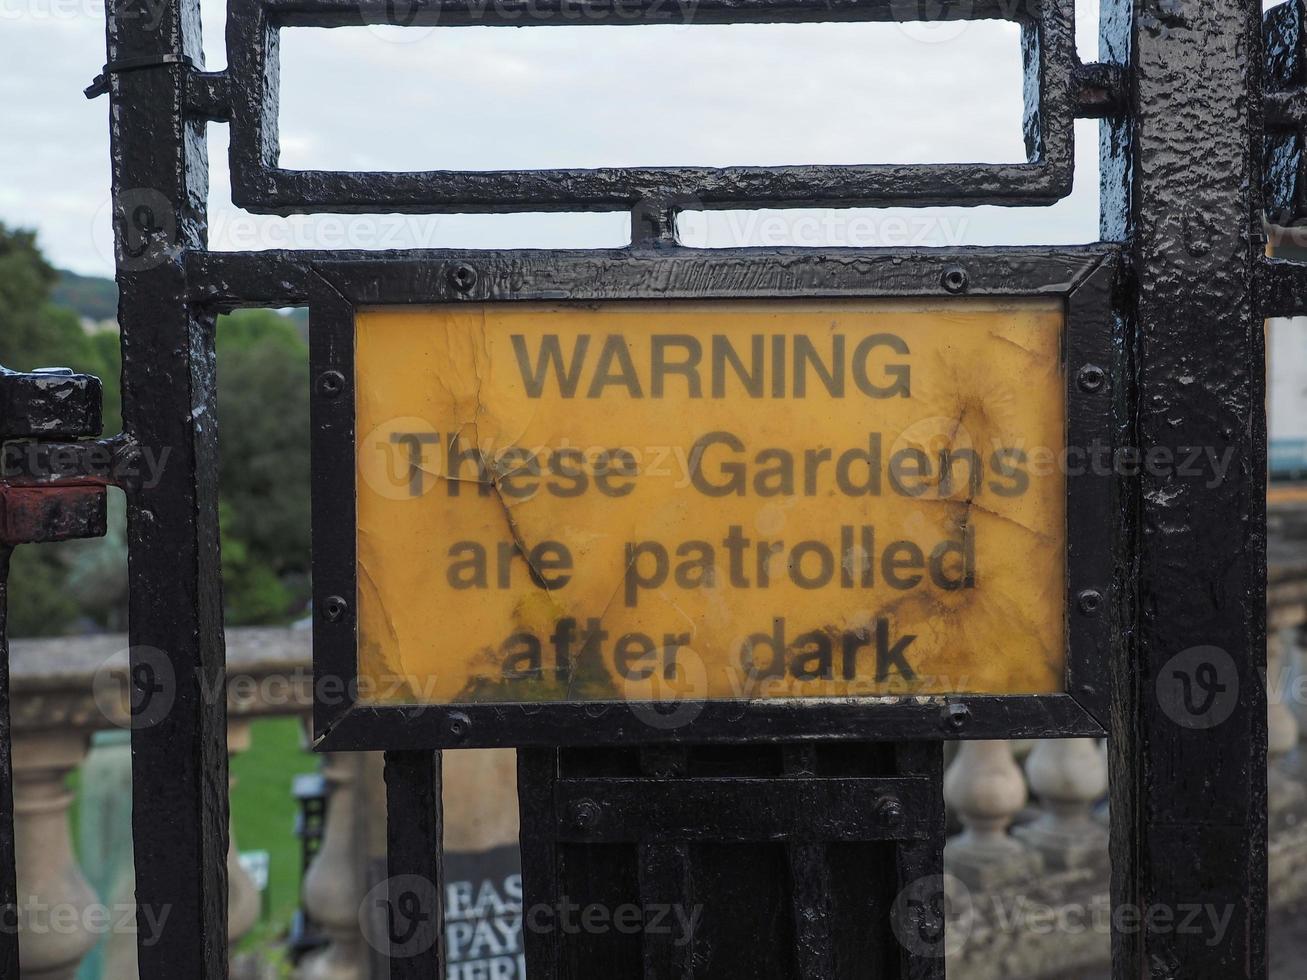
[0,366,109,546]
[84,53,197,99]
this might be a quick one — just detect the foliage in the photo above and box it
[0,224,310,633]
[216,309,312,623]
[51,268,119,323]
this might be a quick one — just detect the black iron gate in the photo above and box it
[1,0,1301,976]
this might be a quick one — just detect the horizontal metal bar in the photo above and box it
[553,776,934,842]
[315,695,1106,751]
[0,435,134,490]
[265,0,1035,29]
[237,163,1071,215]
[1073,61,1127,118]
[1257,255,1307,316]
[185,244,1119,310]
[0,486,107,546]
[185,70,232,121]
[227,0,1077,213]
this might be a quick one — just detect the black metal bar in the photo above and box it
[0,545,16,978]
[552,777,933,842]
[892,742,943,980]
[185,70,232,122]
[224,0,1078,214]
[186,245,1119,311]
[517,748,563,980]
[1073,61,1127,118]
[263,0,1032,27]
[781,746,836,980]
[105,0,229,974]
[1265,0,1307,223]
[1259,254,1307,316]
[636,747,693,980]
[382,749,445,978]
[320,694,1105,752]
[1064,258,1121,730]
[1104,0,1268,976]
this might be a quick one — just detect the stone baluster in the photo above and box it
[1289,627,1307,745]
[1016,738,1109,871]
[228,720,262,979]
[296,753,366,980]
[1269,631,1306,813]
[12,731,98,980]
[100,720,269,979]
[943,740,1041,890]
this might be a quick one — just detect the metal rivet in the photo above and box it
[322,595,347,622]
[570,799,602,832]
[875,796,904,825]
[942,267,969,294]
[316,370,345,399]
[1078,364,1106,393]
[449,263,478,294]
[943,703,970,731]
[447,711,471,739]
[1078,589,1104,615]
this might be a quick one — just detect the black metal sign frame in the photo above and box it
[308,247,1119,751]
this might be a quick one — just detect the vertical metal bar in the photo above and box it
[383,749,444,978]
[636,747,694,980]
[104,0,228,975]
[780,746,836,980]
[517,748,562,980]
[893,742,944,980]
[1102,1,1269,976]
[0,545,17,977]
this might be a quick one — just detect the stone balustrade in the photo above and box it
[8,627,312,980]
[8,625,1307,978]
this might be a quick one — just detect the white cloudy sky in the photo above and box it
[1,0,1112,277]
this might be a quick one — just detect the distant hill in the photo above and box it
[52,270,308,341]
[52,270,118,322]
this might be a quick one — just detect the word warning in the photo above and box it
[353,299,1067,706]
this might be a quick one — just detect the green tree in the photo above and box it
[0,225,312,632]
[216,309,311,624]
[0,225,122,635]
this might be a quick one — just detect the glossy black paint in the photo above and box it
[221,0,1084,214]
[67,0,1283,976]
[0,366,107,975]
[105,0,230,975]
[1103,0,1269,976]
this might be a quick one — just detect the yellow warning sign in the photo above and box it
[353,299,1066,706]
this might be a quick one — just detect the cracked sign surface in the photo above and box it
[354,299,1066,706]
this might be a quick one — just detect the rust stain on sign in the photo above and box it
[353,299,1067,705]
